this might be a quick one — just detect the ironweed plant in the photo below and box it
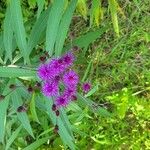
[0,0,110,149]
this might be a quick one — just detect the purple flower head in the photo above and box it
[62,52,75,68]
[37,50,80,108]
[42,81,59,97]
[82,82,91,93]
[63,70,79,88]
[55,96,69,107]
[63,87,76,98]
[48,58,65,76]
[37,64,52,80]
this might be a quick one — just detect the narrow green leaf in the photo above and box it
[30,92,39,123]
[90,0,101,27]
[81,59,92,82]
[85,84,99,98]
[0,66,36,78]
[23,136,52,150]
[5,125,22,150]
[55,0,77,56]
[3,5,13,62]
[108,0,119,37]
[11,90,34,138]
[28,6,51,54]
[43,96,75,149]
[46,0,65,56]
[0,97,9,143]
[0,80,13,143]
[77,93,111,117]
[0,32,4,56]
[59,108,74,139]
[64,26,108,52]
[37,0,45,18]
[10,0,29,63]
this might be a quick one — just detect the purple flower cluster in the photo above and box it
[37,51,79,108]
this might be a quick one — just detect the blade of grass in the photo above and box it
[76,0,87,20]
[11,90,34,138]
[85,84,99,98]
[46,0,65,56]
[90,0,102,27]
[3,5,13,62]
[10,0,29,63]
[0,66,36,78]
[55,0,77,56]
[5,125,22,150]
[82,59,92,82]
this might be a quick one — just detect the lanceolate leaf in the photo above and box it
[3,5,13,62]
[37,0,45,18]
[64,26,108,52]
[0,32,4,56]
[55,0,77,56]
[11,89,34,138]
[0,80,14,143]
[59,108,74,139]
[46,0,65,56]
[30,92,40,123]
[28,6,51,54]
[0,66,36,78]
[0,96,9,143]
[77,93,112,117]
[43,96,76,149]
[10,0,29,63]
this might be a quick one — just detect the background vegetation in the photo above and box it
[0,0,150,149]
